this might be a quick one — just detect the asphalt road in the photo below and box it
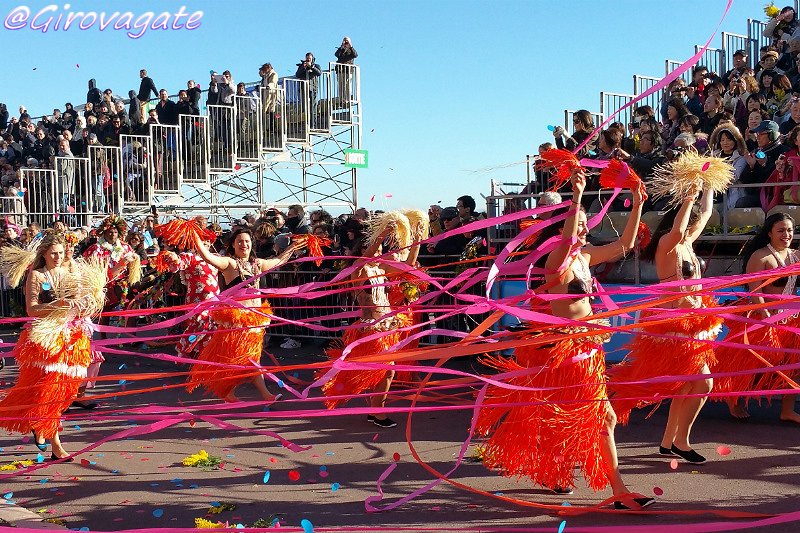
[1,334,799,533]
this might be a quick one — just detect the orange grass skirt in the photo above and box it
[185,301,272,399]
[610,298,722,425]
[475,333,610,491]
[712,316,781,398]
[0,324,91,439]
[322,317,410,410]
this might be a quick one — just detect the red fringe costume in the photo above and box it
[0,321,92,438]
[767,314,800,390]
[322,315,412,410]
[610,296,723,425]
[185,301,272,399]
[475,326,612,491]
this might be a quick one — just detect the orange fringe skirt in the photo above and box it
[610,299,723,425]
[475,332,611,491]
[185,302,272,399]
[322,317,409,410]
[0,322,92,439]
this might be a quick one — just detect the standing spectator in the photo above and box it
[335,37,358,103]
[777,37,800,78]
[0,103,7,131]
[62,103,77,132]
[155,89,178,125]
[137,69,159,119]
[177,89,199,116]
[427,207,468,257]
[187,80,202,109]
[335,37,358,64]
[114,100,130,127]
[210,70,236,105]
[86,79,102,108]
[56,136,75,217]
[128,90,142,129]
[259,63,278,131]
[295,53,322,109]
[740,120,789,207]
[285,204,310,234]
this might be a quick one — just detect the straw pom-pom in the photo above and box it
[151,251,179,274]
[536,149,581,190]
[402,209,429,242]
[765,2,780,18]
[127,254,142,285]
[367,211,412,249]
[292,234,331,266]
[599,159,642,190]
[155,217,216,250]
[649,151,734,209]
[0,245,36,288]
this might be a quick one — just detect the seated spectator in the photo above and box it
[114,100,130,127]
[745,109,771,152]
[763,124,800,211]
[757,51,783,81]
[552,110,597,157]
[778,37,800,79]
[700,92,727,136]
[686,65,712,115]
[763,72,793,117]
[661,97,691,150]
[724,73,754,131]
[740,120,790,207]
[709,122,749,208]
[722,49,751,86]
[780,98,800,134]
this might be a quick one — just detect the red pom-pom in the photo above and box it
[292,234,332,266]
[155,217,216,250]
[536,149,581,190]
[150,251,178,273]
[599,159,642,190]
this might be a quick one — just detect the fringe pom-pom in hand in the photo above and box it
[292,234,331,266]
[649,151,734,209]
[636,222,651,250]
[155,218,217,250]
[151,251,180,273]
[537,149,581,190]
[765,2,780,19]
[599,159,642,190]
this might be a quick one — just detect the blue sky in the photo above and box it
[1,0,757,212]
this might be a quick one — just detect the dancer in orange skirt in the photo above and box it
[323,212,421,428]
[713,212,800,422]
[186,228,301,402]
[0,231,106,460]
[476,169,653,508]
[610,186,722,464]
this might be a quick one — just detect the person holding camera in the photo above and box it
[552,109,597,157]
[210,70,236,105]
[295,53,322,108]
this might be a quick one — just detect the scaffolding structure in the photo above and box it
[1,63,362,227]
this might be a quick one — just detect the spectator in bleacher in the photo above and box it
[295,53,322,107]
[624,130,663,183]
[210,70,236,105]
[740,120,789,208]
[722,50,751,86]
[0,139,17,165]
[125,90,142,129]
[353,207,369,221]
[700,92,726,136]
[757,51,783,81]
[763,125,800,211]
[102,89,117,111]
[709,122,748,209]
[426,207,468,258]
[155,89,178,125]
[761,71,792,117]
[0,103,7,131]
[552,110,596,157]
[187,80,202,108]
[96,114,112,144]
[685,66,711,116]
[86,79,102,108]
[259,63,278,128]
[114,100,130,127]
[177,90,199,116]
[32,128,55,167]
[83,102,96,121]
[777,37,800,76]
[724,74,751,130]
[73,115,86,144]
[765,6,798,48]
[779,98,800,135]
[105,115,129,147]
[137,69,159,117]
[661,98,691,152]
[622,106,655,154]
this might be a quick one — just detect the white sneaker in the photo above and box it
[281,338,301,349]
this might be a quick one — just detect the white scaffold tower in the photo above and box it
[1,63,361,227]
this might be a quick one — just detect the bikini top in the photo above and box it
[220,257,260,291]
[767,244,798,293]
[566,252,595,299]
[680,256,706,279]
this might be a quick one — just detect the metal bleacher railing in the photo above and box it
[0,62,361,228]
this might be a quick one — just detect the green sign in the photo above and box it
[344,149,368,169]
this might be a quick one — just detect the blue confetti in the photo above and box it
[78,527,89,531]
[118,380,127,385]
[73,425,81,430]
[319,466,327,472]
[588,150,597,157]
[756,150,766,159]
[188,335,197,343]
[41,282,51,290]
[152,509,164,518]
[170,478,182,483]
[118,364,127,370]
[36,453,45,463]
[150,483,160,487]
[262,471,270,483]
[558,520,567,533]
[292,372,299,378]
[111,470,119,474]
[300,518,314,533]
[189,484,199,489]
[561,502,571,507]
[210,501,220,507]
[97,454,104,457]
[331,482,340,492]
[2,492,12,500]
[325,452,334,456]
[547,125,555,131]
[270,518,280,527]
[226,454,234,458]
[39,478,49,483]
[277,380,285,388]
[235,525,244,529]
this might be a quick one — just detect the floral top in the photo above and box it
[176,252,220,304]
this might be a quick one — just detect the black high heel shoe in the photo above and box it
[31,431,47,452]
